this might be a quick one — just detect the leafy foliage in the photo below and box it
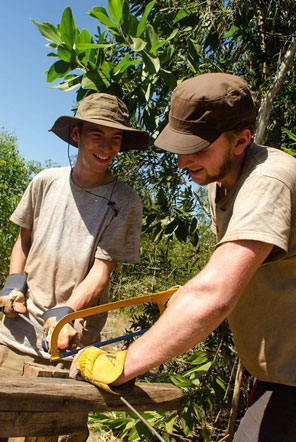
[0,129,41,284]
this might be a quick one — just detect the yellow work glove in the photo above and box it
[69,347,134,394]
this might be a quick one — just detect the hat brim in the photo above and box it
[154,124,221,154]
[49,116,149,152]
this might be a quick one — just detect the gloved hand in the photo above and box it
[42,306,79,352]
[0,274,27,317]
[69,347,135,394]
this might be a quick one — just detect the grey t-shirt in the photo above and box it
[0,167,142,357]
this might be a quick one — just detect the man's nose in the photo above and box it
[100,137,112,151]
[178,154,193,170]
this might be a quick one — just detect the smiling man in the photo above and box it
[71,74,296,442]
[0,93,149,441]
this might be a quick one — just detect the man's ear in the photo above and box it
[234,129,252,155]
[71,125,80,143]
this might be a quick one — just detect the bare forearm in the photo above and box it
[114,240,273,385]
[117,281,231,383]
[9,228,32,274]
[66,259,116,311]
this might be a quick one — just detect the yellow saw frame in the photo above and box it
[49,287,179,360]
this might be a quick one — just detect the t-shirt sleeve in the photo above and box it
[95,192,142,263]
[9,176,41,230]
[217,175,291,252]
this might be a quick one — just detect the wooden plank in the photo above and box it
[23,361,69,378]
[0,377,183,413]
[1,365,183,437]
[0,411,88,437]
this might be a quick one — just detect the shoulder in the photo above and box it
[246,143,296,189]
[30,167,71,187]
[114,180,142,203]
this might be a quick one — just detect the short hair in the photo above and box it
[224,122,256,144]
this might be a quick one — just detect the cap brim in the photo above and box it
[49,116,149,152]
[154,124,221,154]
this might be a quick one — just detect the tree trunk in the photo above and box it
[255,37,296,145]
[227,359,244,441]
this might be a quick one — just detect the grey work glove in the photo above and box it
[42,306,80,352]
[0,274,27,317]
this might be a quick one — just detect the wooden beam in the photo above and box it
[0,411,88,437]
[0,377,183,436]
[0,377,182,413]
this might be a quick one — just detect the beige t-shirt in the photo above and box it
[208,143,296,386]
[1,167,142,358]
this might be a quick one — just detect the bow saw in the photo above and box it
[49,286,179,360]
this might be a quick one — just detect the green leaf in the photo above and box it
[49,75,82,91]
[164,219,178,235]
[108,0,123,25]
[146,24,158,48]
[215,376,226,391]
[224,24,239,39]
[185,361,212,378]
[47,60,71,82]
[82,70,110,92]
[282,146,296,156]
[145,83,151,101]
[59,7,76,46]
[187,350,211,365]
[136,0,156,37]
[283,128,296,143]
[101,61,113,80]
[150,40,169,53]
[175,220,188,242]
[88,7,117,29]
[182,406,194,436]
[170,374,194,389]
[174,9,190,23]
[167,29,179,40]
[131,37,147,52]
[76,43,113,50]
[142,51,160,74]
[165,415,177,434]
[78,29,92,44]
[57,44,74,62]
[159,69,177,90]
[31,19,62,45]
[188,39,200,60]
[114,55,140,75]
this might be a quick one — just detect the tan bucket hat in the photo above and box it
[50,93,149,152]
[155,73,256,154]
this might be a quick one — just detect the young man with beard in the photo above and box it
[71,74,296,442]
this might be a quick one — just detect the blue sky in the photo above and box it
[0,1,107,166]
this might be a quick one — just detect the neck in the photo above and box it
[71,165,114,189]
[218,151,247,193]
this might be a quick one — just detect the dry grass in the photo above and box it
[100,310,133,351]
[88,424,122,442]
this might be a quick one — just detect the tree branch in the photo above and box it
[255,36,296,145]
